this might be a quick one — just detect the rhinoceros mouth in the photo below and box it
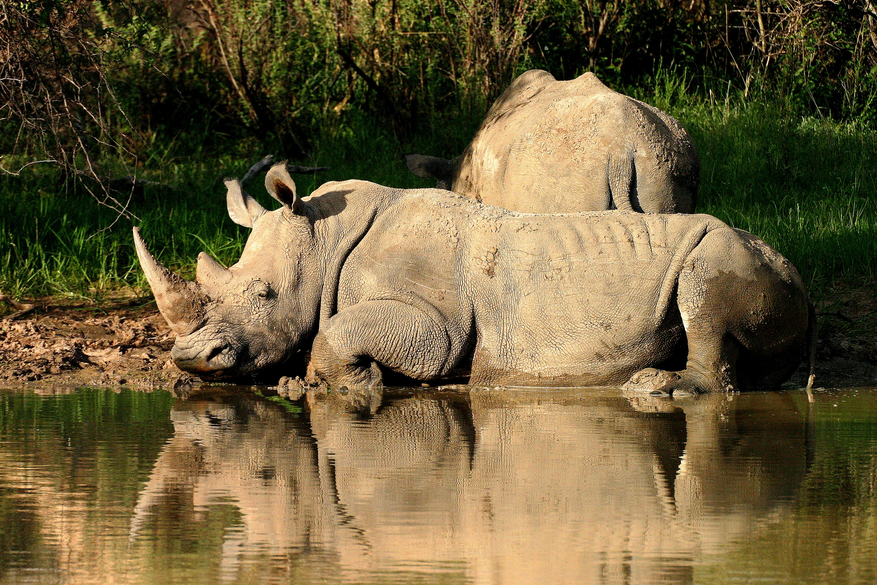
[171,339,240,375]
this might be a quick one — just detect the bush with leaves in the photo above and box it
[2,0,876,186]
[719,0,877,120]
[0,0,148,215]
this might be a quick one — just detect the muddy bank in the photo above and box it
[0,296,190,393]
[1,293,875,393]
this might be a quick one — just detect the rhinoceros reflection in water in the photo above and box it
[130,390,809,584]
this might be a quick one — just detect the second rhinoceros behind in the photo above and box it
[135,164,811,395]
[406,70,700,214]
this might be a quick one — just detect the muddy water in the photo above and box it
[1,386,876,585]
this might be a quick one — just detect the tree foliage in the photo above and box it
[2,0,876,176]
[0,0,148,214]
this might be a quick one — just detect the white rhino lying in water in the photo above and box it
[134,163,812,394]
[406,69,699,214]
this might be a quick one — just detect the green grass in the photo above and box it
[641,72,877,298]
[1,88,875,309]
[693,109,876,293]
[0,133,429,303]
[0,161,247,300]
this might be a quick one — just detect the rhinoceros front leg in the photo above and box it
[308,300,453,390]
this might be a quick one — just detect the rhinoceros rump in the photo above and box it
[135,163,811,394]
[406,69,700,214]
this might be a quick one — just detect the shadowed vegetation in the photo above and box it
[0,0,875,309]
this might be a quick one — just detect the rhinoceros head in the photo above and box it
[134,164,322,378]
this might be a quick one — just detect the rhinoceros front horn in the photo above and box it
[133,227,205,336]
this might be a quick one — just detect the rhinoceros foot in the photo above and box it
[308,332,385,392]
[622,368,681,395]
[622,368,717,398]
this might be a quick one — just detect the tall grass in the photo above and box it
[0,130,434,302]
[0,161,247,300]
[1,84,874,308]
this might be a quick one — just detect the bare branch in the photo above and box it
[0,158,59,175]
[242,155,276,185]
[0,295,36,321]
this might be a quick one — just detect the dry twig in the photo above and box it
[0,295,36,321]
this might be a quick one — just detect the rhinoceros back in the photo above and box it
[452,70,699,215]
[463,210,724,385]
[336,189,728,387]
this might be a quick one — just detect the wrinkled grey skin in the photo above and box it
[134,163,811,394]
[406,69,699,214]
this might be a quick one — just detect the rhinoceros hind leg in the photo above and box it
[674,227,809,392]
[622,365,727,396]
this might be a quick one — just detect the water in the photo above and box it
[1,386,877,585]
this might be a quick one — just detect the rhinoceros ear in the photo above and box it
[265,162,305,215]
[404,154,457,189]
[225,178,267,228]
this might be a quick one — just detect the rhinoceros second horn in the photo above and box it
[195,252,232,290]
[133,227,205,335]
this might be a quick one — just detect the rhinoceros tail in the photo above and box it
[607,154,636,212]
[805,300,818,401]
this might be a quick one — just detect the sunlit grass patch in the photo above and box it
[643,74,877,296]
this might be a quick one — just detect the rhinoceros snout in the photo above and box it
[171,338,238,374]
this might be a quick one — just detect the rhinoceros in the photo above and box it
[134,163,811,394]
[406,69,699,214]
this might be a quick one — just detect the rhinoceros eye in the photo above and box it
[248,280,273,300]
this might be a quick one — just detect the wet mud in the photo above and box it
[0,295,190,392]
[1,292,875,392]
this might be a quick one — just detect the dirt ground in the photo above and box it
[1,289,876,394]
